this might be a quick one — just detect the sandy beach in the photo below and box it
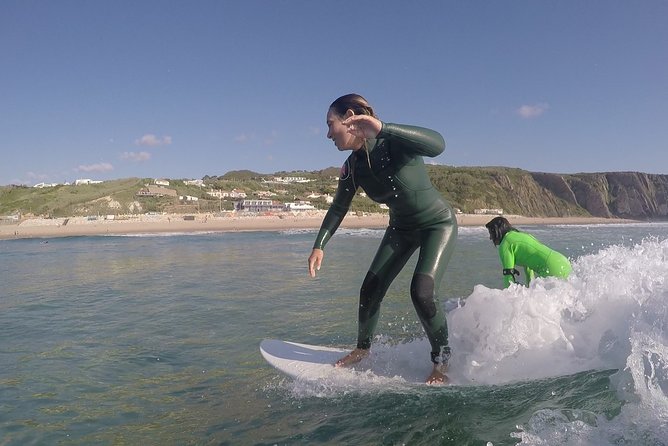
[0,212,639,241]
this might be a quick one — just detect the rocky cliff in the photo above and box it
[429,166,668,220]
[536,172,668,219]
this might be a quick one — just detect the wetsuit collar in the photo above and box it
[365,138,378,154]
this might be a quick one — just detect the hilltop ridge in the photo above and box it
[1,166,667,221]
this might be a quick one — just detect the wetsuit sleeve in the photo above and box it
[498,244,516,288]
[312,169,357,250]
[377,122,445,158]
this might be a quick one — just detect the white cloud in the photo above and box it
[517,103,549,119]
[121,151,152,162]
[135,134,172,147]
[235,134,250,143]
[76,162,114,173]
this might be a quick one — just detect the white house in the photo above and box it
[473,208,503,215]
[284,201,316,211]
[229,189,247,198]
[75,179,103,185]
[272,176,311,184]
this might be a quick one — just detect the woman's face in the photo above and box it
[487,227,502,246]
[488,228,497,245]
[326,108,359,151]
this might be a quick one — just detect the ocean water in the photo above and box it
[1,222,668,445]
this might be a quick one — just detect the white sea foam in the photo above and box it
[463,236,668,444]
[286,236,668,443]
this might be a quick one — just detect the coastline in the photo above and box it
[0,212,639,241]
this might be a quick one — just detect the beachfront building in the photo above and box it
[155,179,170,186]
[0,214,20,222]
[284,201,316,211]
[184,179,205,187]
[33,182,60,188]
[473,208,504,215]
[235,199,284,213]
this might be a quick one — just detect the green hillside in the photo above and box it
[2,166,667,220]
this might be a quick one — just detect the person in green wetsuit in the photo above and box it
[485,216,572,288]
[307,94,458,385]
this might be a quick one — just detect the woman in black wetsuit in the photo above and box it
[307,94,458,384]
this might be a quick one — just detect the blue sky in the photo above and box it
[1,0,666,186]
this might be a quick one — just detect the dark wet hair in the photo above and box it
[329,93,378,119]
[485,216,517,246]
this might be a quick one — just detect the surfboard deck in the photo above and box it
[260,339,619,390]
[259,339,450,386]
[260,339,347,380]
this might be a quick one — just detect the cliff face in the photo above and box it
[531,172,668,219]
[430,166,668,220]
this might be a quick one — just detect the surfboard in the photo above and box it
[260,339,348,381]
[259,339,455,386]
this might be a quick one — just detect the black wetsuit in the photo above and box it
[313,122,458,364]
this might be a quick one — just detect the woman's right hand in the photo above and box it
[341,114,382,139]
[308,249,324,277]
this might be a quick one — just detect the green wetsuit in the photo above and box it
[497,230,572,288]
[313,122,457,364]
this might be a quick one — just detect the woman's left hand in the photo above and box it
[342,115,382,139]
[308,248,324,278]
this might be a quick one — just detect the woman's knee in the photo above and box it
[360,271,383,310]
[410,273,437,319]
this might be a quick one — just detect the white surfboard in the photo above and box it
[260,339,459,386]
[260,339,348,381]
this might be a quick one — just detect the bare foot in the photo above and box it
[425,363,449,385]
[335,348,369,368]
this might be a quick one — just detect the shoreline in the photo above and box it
[0,212,641,241]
